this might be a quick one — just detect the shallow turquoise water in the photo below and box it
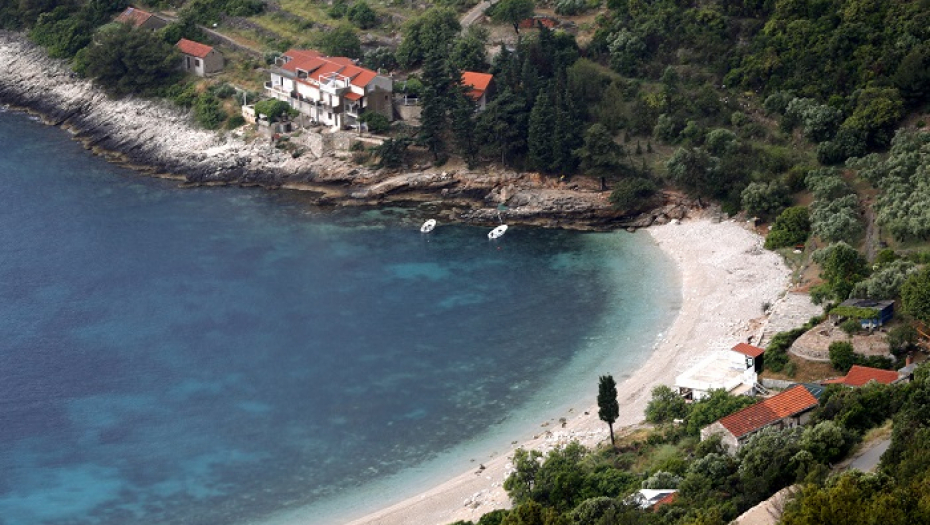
[0,109,679,525]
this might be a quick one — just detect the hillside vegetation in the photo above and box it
[3,2,930,521]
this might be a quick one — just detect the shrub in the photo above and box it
[829,341,856,373]
[765,206,811,250]
[609,177,657,211]
[645,385,689,423]
[840,318,861,336]
[360,112,390,134]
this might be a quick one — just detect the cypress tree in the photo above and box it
[598,375,620,448]
[419,50,454,161]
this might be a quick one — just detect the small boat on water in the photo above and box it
[420,219,437,233]
[488,224,508,239]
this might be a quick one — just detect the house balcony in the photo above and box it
[319,73,350,96]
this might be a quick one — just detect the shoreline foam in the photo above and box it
[340,216,793,525]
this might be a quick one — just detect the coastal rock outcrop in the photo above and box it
[0,31,690,230]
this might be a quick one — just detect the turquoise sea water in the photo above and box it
[0,109,679,525]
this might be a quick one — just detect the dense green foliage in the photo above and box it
[810,242,869,304]
[459,365,925,525]
[253,99,295,121]
[489,0,535,34]
[645,385,688,424]
[900,267,930,323]
[73,24,181,97]
[764,206,811,250]
[849,131,930,242]
[783,367,930,524]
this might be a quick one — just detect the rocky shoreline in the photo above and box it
[0,31,692,229]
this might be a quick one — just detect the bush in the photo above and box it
[741,180,790,221]
[840,318,861,336]
[764,206,811,250]
[225,115,246,129]
[360,112,390,134]
[829,341,856,373]
[253,99,294,121]
[645,385,689,424]
[609,177,657,212]
[347,0,377,29]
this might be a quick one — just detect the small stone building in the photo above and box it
[701,384,822,454]
[176,39,224,77]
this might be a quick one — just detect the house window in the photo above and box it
[194,58,201,67]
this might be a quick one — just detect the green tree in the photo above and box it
[451,26,489,72]
[901,267,930,323]
[396,7,460,68]
[419,49,456,161]
[765,206,811,250]
[812,242,869,303]
[253,99,294,121]
[451,89,479,168]
[528,90,557,172]
[665,146,720,205]
[829,341,856,373]
[475,89,529,168]
[645,385,689,424]
[491,0,535,34]
[741,181,790,221]
[574,123,626,179]
[598,375,619,447]
[346,0,376,29]
[609,177,657,212]
[313,24,362,58]
[738,426,804,502]
[73,24,181,97]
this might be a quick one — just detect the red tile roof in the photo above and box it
[116,7,156,27]
[280,49,380,88]
[732,343,765,358]
[652,492,677,510]
[176,39,214,59]
[824,365,899,387]
[344,91,363,101]
[462,71,493,100]
[718,385,819,438]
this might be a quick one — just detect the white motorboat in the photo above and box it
[420,219,436,233]
[488,224,508,239]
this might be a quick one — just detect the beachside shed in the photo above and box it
[831,299,894,330]
[177,39,224,77]
[730,343,765,373]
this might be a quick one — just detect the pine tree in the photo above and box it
[451,88,478,168]
[527,90,556,172]
[419,50,454,161]
[598,375,619,448]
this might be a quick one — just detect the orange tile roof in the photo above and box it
[825,365,899,387]
[652,492,677,510]
[462,72,493,100]
[344,91,363,101]
[176,39,214,59]
[732,343,765,358]
[116,7,155,27]
[280,49,380,88]
[718,385,819,438]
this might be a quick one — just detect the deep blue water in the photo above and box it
[0,109,679,525]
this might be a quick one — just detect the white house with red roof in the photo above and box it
[675,343,766,400]
[701,384,823,454]
[115,6,168,31]
[265,49,393,131]
[461,71,494,111]
[176,39,224,77]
